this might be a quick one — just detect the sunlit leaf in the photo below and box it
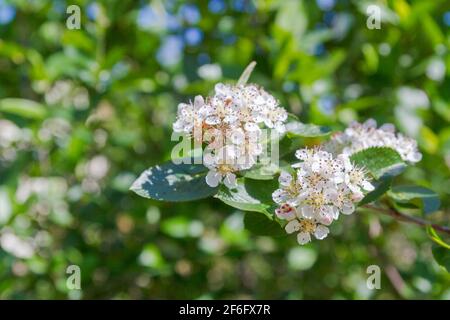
[426,226,450,250]
[350,147,406,179]
[130,159,218,202]
[0,98,47,119]
[286,121,331,138]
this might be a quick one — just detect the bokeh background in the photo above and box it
[0,0,449,299]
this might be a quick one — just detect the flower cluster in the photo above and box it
[272,148,374,245]
[173,83,288,188]
[324,119,422,163]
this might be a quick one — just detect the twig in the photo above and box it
[363,204,450,235]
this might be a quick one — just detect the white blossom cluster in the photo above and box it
[272,148,374,245]
[173,83,288,188]
[0,120,32,163]
[324,119,422,163]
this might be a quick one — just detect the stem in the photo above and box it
[363,204,450,235]
[237,61,257,86]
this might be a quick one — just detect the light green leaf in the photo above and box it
[0,98,47,119]
[427,226,450,250]
[243,212,285,237]
[130,159,218,202]
[350,147,406,179]
[237,61,256,85]
[285,121,331,138]
[388,185,440,215]
[243,163,280,180]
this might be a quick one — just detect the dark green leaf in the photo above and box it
[244,212,285,237]
[359,176,393,206]
[130,159,218,202]
[432,245,450,273]
[388,185,440,215]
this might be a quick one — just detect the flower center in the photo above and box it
[300,219,316,233]
[217,164,234,174]
[305,192,326,209]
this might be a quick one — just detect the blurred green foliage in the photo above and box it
[0,0,449,299]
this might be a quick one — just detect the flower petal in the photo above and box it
[314,225,329,240]
[297,232,311,245]
[205,170,221,188]
[285,220,301,234]
[223,173,237,189]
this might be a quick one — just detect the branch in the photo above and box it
[363,204,450,235]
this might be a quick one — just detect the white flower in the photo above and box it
[276,211,330,245]
[337,154,374,195]
[205,169,237,188]
[173,82,288,189]
[173,95,207,133]
[203,145,239,189]
[272,147,373,245]
[272,171,300,205]
[275,203,297,220]
[327,186,356,215]
[324,119,422,164]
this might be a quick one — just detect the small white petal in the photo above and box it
[205,170,221,188]
[285,220,301,234]
[301,206,315,219]
[194,95,204,109]
[244,122,260,132]
[274,122,285,134]
[205,116,220,125]
[314,225,329,240]
[408,152,422,163]
[278,171,292,186]
[297,232,311,245]
[341,204,355,215]
[203,153,216,167]
[380,123,395,133]
[363,118,377,129]
[223,173,237,189]
[229,129,244,144]
[362,181,375,192]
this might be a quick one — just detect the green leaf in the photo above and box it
[0,98,47,119]
[130,159,218,202]
[427,226,450,250]
[285,121,331,138]
[432,245,450,273]
[244,212,285,237]
[350,147,406,179]
[243,163,280,180]
[388,185,440,215]
[359,176,393,206]
[214,178,277,216]
[237,61,256,85]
